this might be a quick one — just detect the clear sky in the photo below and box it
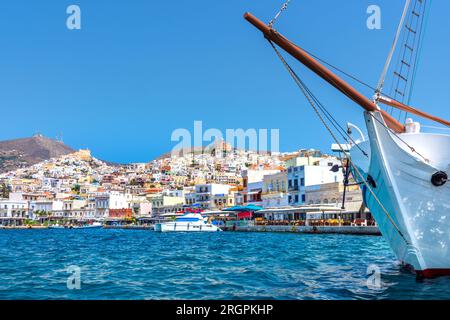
[1,0,449,163]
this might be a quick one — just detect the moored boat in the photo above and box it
[48,224,65,229]
[154,213,221,232]
[48,222,103,229]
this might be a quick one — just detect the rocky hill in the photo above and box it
[0,135,75,173]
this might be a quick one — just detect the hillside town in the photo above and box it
[0,141,370,228]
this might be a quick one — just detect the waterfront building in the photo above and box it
[0,199,29,221]
[194,183,231,209]
[211,192,235,209]
[95,193,110,218]
[29,200,53,219]
[149,194,184,208]
[109,208,133,219]
[261,171,289,208]
[287,160,343,206]
[242,169,281,206]
[257,205,342,223]
[131,201,152,217]
[183,187,197,206]
[305,182,361,207]
[108,191,128,209]
[148,194,185,215]
[305,181,372,223]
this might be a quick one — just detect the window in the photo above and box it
[294,195,299,203]
[301,194,306,202]
[300,178,305,186]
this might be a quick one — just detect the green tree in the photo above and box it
[0,183,11,199]
[72,184,81,193]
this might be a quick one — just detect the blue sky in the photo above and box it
[0,0,449,163]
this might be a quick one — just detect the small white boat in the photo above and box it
[49,222,103,229]
[48,224,65,229]
[73,222,103,229]
[154,213,221,232]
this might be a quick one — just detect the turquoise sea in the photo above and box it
[0,229,449,300]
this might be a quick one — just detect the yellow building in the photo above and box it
[147,194,185,208]
[285,156,323,169]
[261,171,289,208]
[72,149,92,161]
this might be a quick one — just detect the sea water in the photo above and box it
[0,229,449,300]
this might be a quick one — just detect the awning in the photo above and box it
[223,204,263,212]
[237,211,252,219]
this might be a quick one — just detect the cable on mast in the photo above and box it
[268,0,291,28]
[267,40,410,245]
[376,0,412,96]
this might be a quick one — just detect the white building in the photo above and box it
[195,183,232,209]
[109,191,128,209]
[0,199,29,219]
[287,161,343,206]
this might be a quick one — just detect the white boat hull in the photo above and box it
[155,222,221,232]
[350,112,450,278]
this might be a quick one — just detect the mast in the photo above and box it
[244,12,406,133]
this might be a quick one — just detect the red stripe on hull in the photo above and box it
[416,269,450,279]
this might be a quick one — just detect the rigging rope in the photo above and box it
[267,41,368,158]
[386,0,429,122]
[407,0,431,106]
[267,40,410,245]
[283,36,406,104]
[421,124,450,131]
[266,0,432,128]
[302,48,378,93]
[268,0,291,28]
[376,0,412,94]
[367,112,430,163]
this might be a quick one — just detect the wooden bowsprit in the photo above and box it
[243,12,406,133]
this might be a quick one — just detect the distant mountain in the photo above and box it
[0,135,75,173]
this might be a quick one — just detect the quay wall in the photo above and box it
[232,225,381,235]
[103,225,153,230]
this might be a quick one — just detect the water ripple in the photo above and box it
[0,230,450,299]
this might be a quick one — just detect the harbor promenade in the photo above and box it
[230,224,381,235]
